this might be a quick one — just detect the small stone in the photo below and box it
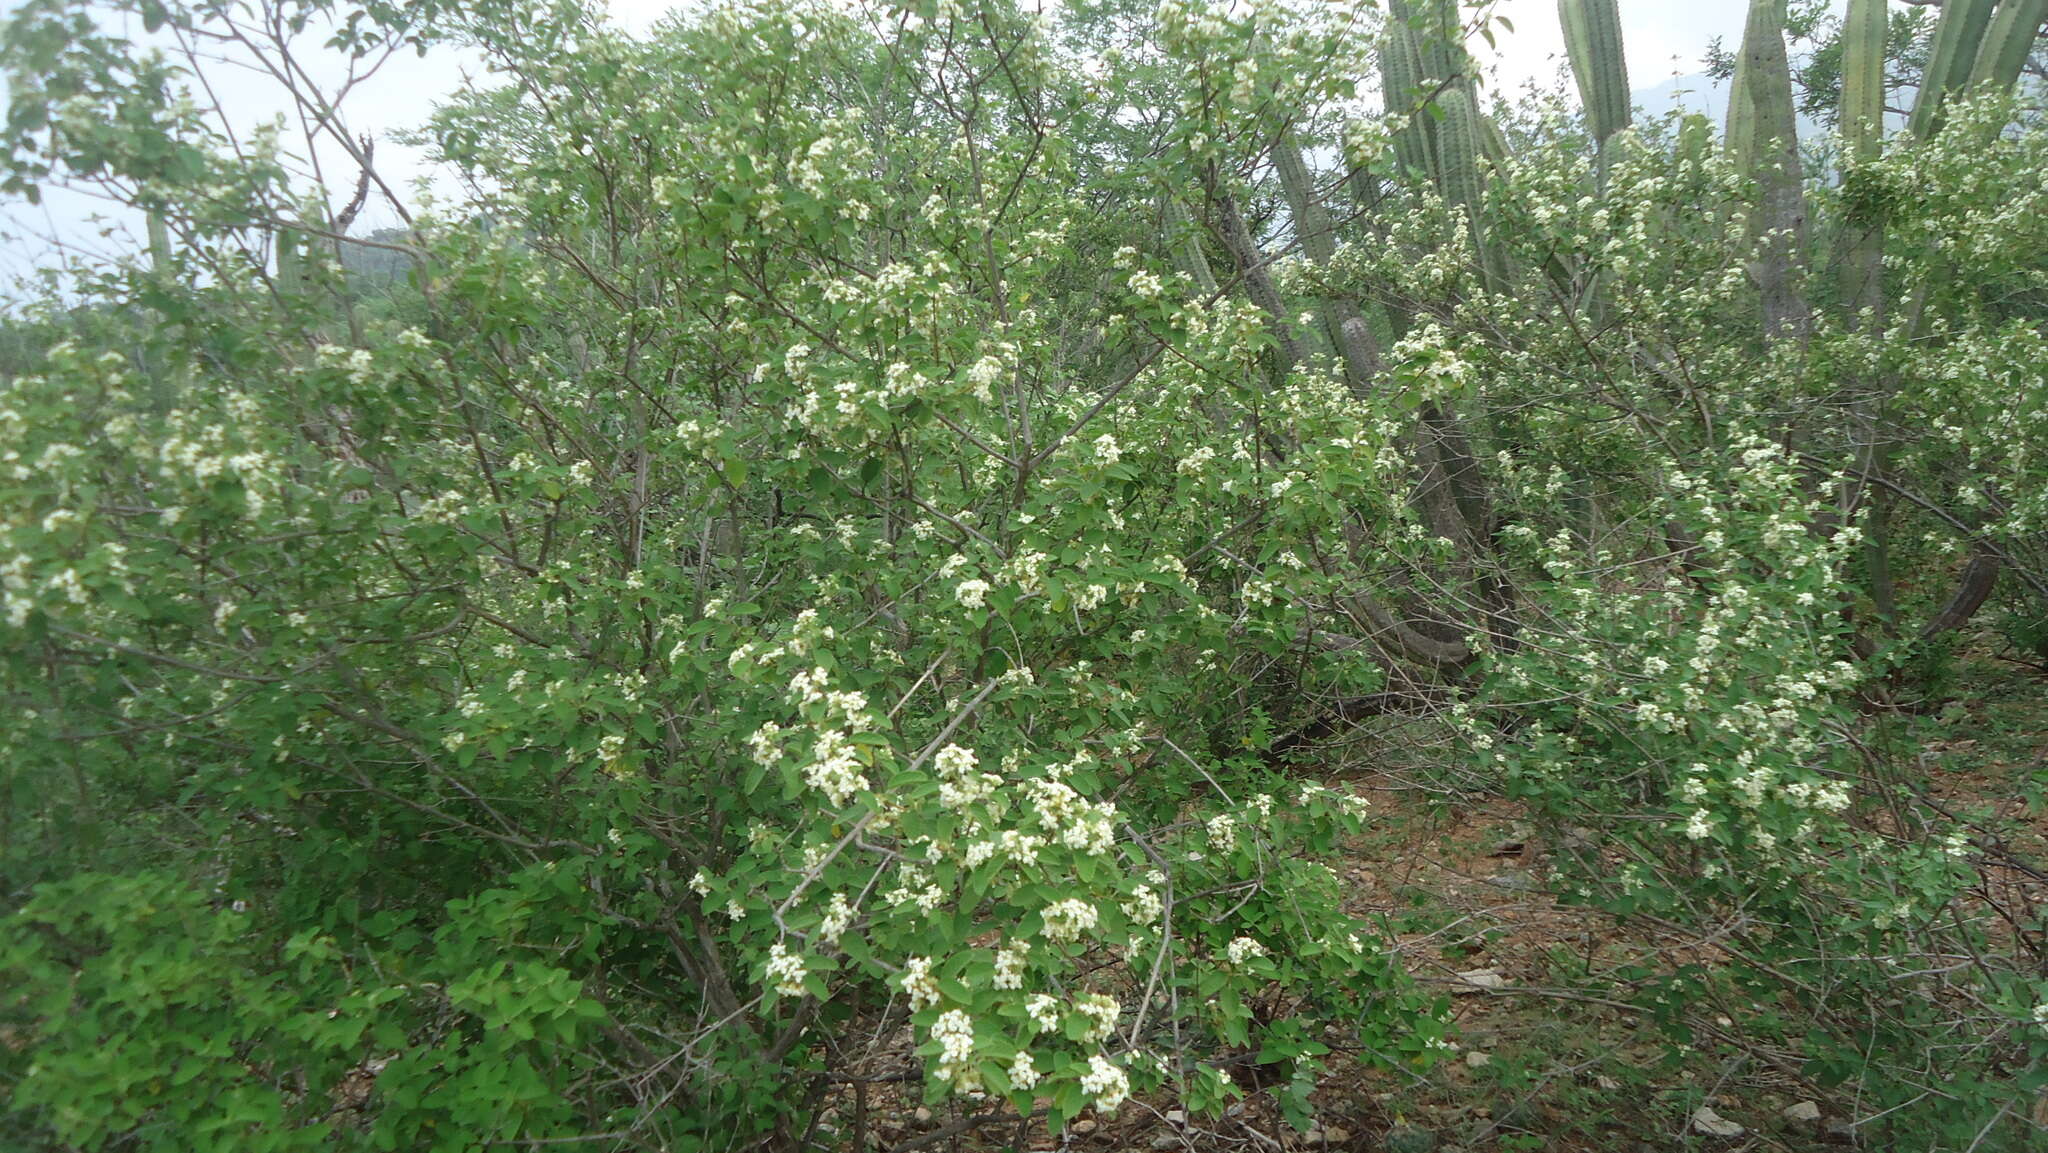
[1484,872,1539,892]
[1452,968,1508,993]
[1463,1050,1492,1068]
[1690,1106,1744,1138]
[914,1107,933,1124]
[1071,1120,1097,1136]
[1783,1100,1822,1124]
[1594,1074,1621,1091]
[1164,1109,1187,1126]
[1150,1137,1180,1150]
[1317,1127,1349,1144]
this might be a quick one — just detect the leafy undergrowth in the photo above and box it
[834,650,2048,1153]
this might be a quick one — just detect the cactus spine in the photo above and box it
[1908,0,1997,139]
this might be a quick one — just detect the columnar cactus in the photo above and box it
[1158,193,1217,296]
[1908,0,1997,139]
[1838,0,1887,328]
[1839,0,1887,164]
[1271,130,1386,391]
[1381,0,1438,177]
[1558,0,1631,155]
[1730,0,1809,343]
[1969,0,2048,93]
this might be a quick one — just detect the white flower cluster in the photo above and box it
[1225,936,1268,965]
[1041,898,1098,942]
[804,729,868,808]
[1206,813,1239,853]
[1078,1053,1130,1111]
[1023,774,1117,854]
[992,939,1030,990]
[955,578,990,609]
[819,893,854,943]
[1026,993,1061,1033]
[934,743,1002,810]
[929,1009,978,1091]
[765,942,809,997]
[1122,883,1163,926]
[1075,992,1120,1043]
[899,956,941,1010]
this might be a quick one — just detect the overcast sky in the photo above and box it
[0,1,1794,288]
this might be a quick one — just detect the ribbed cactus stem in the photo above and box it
[146,209,173,275]
[143,208,188,404]
[1272,133,1332,263]
[1436,86,1484,236]
[1840,0,1887,163]
[1159,194,1216,295]
[1724,43,1755,167]
[1734,0,1809,343]
[276,229,304,295]
[1558,0,1631,152]
[1908,0,1997,139]
[1969,0,2048,92]
[1272,130,1387,392]
[1382,1,1436,176]
[1215,191,1302,375]
[1420,0,1463,90]
[1838,0,1888,330]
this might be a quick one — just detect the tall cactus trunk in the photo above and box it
[1837,0,1886,327]
[1158,194,1217,296]
[1557,0,1631,318]
[1970,0,2048,93]
[1901,0,2038,335]
[1558,0,1631,183]
[144,209,188,407]
[1731,0,1810,345]
[1909,0,1999,140]
[276,228,305,297]
[1839,0,1897,632]
[1271,131,1388,394]
[1383,0,1440,178]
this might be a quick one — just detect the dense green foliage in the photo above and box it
[1,1,2045,1150]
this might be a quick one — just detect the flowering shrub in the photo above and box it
[2,0,2045,1149]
